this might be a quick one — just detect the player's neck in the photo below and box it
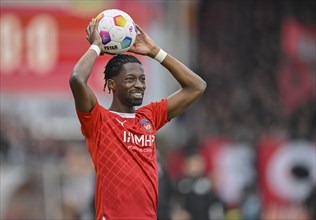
[109,102,135,113]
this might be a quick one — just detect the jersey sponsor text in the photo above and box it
[123,131,155,147]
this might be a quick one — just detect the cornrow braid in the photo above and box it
[103,54,142,92]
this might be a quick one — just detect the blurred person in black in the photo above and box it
[240,182,261,220]
[304,186,316,220]
[174,150,224,220]
[157,149,173,220]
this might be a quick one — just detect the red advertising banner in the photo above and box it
[0,7,97,95]
[257,137,315,219]
[200,138,255,206]
[257,137,316,206]
[278,17,315,114]
[281,17,316,63]
[0,4,157,95]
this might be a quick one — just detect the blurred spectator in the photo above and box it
[240,183,262,220]
[304,186,316,220]
[289,101,315,139]
[157,150,173,220]
[174,152,225,220]
[4,175,46,219]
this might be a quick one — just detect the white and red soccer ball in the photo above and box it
[95,9,137,55]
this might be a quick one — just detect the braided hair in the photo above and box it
[104,54,142,92]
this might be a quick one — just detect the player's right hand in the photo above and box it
[128,24,159,58]
[86,18,106,55]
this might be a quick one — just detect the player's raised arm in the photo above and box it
[160,53,206,120]
[129,25,207,120]
[69,18,106,113]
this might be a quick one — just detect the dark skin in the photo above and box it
[70,18,207,120]
[108,63,146,111]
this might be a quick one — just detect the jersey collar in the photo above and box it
[110,111,136,118]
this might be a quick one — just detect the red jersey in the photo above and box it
[76,99,169,220]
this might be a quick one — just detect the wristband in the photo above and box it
[154,49,167,63]
[89,44,101,56]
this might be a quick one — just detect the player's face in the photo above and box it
[114,62,146,106]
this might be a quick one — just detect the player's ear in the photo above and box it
[108,79,115,92]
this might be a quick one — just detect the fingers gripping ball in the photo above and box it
[95,9,137,55]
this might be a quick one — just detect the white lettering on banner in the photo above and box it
[123,131,155,147]
[0,14,22,74]
[0,14,58,75]
[26,15,58,75]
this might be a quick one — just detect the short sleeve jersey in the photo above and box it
[76,99,169,220]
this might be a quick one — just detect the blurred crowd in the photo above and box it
[1,111,95,219]
[165,1,315,219]
[164,1,315,220]
[180,0,315,143]
[1,1,315,220]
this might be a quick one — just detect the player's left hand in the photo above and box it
[128,24,160,58]
[86,18,106,55]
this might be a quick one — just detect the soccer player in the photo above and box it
[69,18,207,220]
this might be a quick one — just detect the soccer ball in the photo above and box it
[95,9,137,55]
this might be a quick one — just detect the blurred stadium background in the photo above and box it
[0,0,315,219]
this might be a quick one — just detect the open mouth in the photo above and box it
[131,92,143,99]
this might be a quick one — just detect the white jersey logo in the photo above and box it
[116,118,127,127]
